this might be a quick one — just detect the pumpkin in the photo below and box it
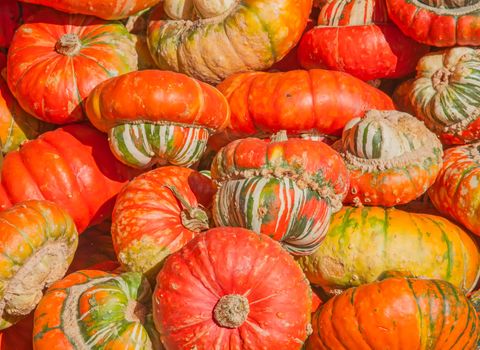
[214,69,394,149]
[386,0,480,47]
[211,133,349,255]
[33,270,160,349]
[85,70,230,169]
[153,227,312,349]
[470,289,480,349]
[297,206,480,296]
[0,124,139,233]
[7,8,137,125]
[298,0,429,81]
[397,47,480,145]
[429,142,480,237]
[0,200,78,330]
[334,110,443,207]
[112,166,216,277]
[307,277,479,349]
[18,0,160,20]
[147,0,313,84]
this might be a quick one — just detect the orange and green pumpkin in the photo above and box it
[297,206,480,295]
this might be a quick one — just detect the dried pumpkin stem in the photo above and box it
[213,294,250,328]
[55,33,82,56]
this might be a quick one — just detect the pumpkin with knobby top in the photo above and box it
[211,133,349,255]
[18,0,160,20]
[112,166,216,277]
[297,206,480,296]
[85,70,229,169]
[307,277,479,349]
[0,124,139,233]
[398,47,480,145]
[386,0,480,46]
[33,270,160,349]
[153,227,312,349]
[429,142,480,237]
[147,0,312,84]
[298,0,429,81]
[334,110,443,207]
[0,200,78,331]
[7,8,137,125]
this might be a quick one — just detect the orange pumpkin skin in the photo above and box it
[307,277,479,350]
[112,166,216,277]
[18,0,160,20]
[0,124,139,233]
[216,70,394,142]
[429,143,480,236]
[7,8,137,125]
[153,227,312,349]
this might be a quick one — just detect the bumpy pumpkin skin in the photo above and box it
[307,277,479,350]
[112,166,216,277]
[336,110,443,207]
[0,124,139,233]
[0,200,78,331]
[18,0,160,20]
[405,47,480,145]
[297,206,480,296]
[33,270,160,349]
[211,135,349,255]
[7,8,137,125]
[429,142,480,237]
[147,0,313,84]
[85,70,230,169]
[153,227,312,350]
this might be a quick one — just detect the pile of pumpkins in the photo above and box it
[1,0,480,349]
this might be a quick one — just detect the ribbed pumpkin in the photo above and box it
[147,0,312,84]
[214,69,394,148]
[0,124,139,233]
[153,227,312,349]
[211,133,349,255]
[18,0,160,20]
[398,47,480,145]
[298,0,429,81]
[386,0,480,46]
[7,8,137,125]
[429,142,480,237]
[112,166,216,277]
[0,200,78,330]
[33,270,160,349]
[307,277,479,349]
[85,70,230,169]
[297,206,480,296]
[335,110,443,207]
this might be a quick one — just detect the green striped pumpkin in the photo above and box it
[470,289,480,350]
[33,270,160,349]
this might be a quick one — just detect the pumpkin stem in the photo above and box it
[432,68,451,91]
[270,130,288,143]
[55,33,82,56]
[213,294,250,328]
[164,185,210,232]
[125,300,147,324]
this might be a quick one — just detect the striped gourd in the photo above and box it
[211,133,349,255]
[297,206,480,295]
[470,289,480,350]
[33,270,160,349]
[319,0,389,25]
[109,123,209,168]
[407,47,480,144]
[307,277,479,349]
[336,110,443,207]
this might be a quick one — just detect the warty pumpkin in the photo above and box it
[335,110,443,207]
[211,133,349,255]
[0,200,78,330]
[112,166,216,277]
[153,227,312,349]
[297,206,480,296]
[7,8,137,125]
[33,270,160,349]
[147,0,313,84]
[85,70,230,169]
[307,277,479,349]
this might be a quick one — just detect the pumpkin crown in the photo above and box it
[164,0,238,19]
[213,294,250,328]
[55,33,82,56]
